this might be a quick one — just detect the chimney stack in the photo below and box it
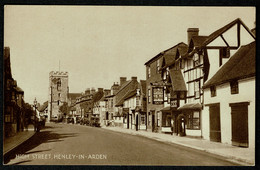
[187,28,199,45]
[120,77,127,86]
[98,88,103,92]
[90,88,96,94]
[131,76,137,81]
[85,88,91,95]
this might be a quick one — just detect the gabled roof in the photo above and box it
[144,42,187,66]
[203,41,255,88]
[162,43,188,68]
[169,67,187,91]
[202,18,255,47]
[115,80,131,95]
[123,90,137,101]
[38,101,48,112]
[115,79,139,107]
[190,36,208,48]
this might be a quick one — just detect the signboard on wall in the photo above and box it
[170,100,177,108]
[152,87,164,104]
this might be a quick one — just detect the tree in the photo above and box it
[59,102,69,116]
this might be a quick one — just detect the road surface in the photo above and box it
[4,122,240,166]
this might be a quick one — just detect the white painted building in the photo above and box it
[202,41,255,148]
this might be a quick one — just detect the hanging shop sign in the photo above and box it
[152,87,164,105]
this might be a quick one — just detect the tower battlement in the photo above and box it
[49,71,68,77]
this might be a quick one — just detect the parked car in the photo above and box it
[76,116,81,124]
[67,117,74,124]
[80,117,90,125]
[90,117,100,127]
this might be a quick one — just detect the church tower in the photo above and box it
[48,71,69,122]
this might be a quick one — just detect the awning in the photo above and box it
[160,106,178,113]
[177,103,202,111]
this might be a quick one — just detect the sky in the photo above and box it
[4,6,255,104]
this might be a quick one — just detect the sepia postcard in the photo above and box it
[3,5,256,166]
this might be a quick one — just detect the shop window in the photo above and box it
[187,111,200,130]
[210,86,216,97]
[230,80,239,94]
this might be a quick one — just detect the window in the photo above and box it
[188,83,194,96]
[164,87,167,102]
[157,112,160,127]
[148,67,151,78]
[57,79,61,91]
[194,81,200,99]
[220,47,230,58]
[57,100,60,106]
[210,86,216,97]
[58,93,61,98]
[187,111,200,129]
[141,115,145,125]
[148,89,151,103]
[157,59,160,73]
[194,53,200,66]
[163,69,169,81]
[230,80,239,94]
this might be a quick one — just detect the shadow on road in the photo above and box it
[4,126,78,164]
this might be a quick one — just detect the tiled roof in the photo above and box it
[38,101,48,112]
[190,36,208,47]
[123,90,137,101]
[115,80,131,95]
[115,79,139,107]
[203,41,255,88]
[68,93,81,100]
[162,43,188,68]
[144,42,187,66]
[169,67,187,91]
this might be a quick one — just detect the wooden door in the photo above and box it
[230,103,249,147]
[209,104,221,142]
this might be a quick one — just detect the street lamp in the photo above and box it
[33,98,37,132]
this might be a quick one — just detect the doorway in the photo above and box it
[209,104,221,142]
[230,102,249,147]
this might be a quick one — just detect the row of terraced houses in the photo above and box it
[47,18,256,149]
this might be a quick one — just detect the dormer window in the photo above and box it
[230,80,239,94]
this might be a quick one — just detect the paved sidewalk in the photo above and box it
[102,126,255,166]
[3,124,36,155]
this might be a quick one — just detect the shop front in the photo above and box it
[177,103,202,137]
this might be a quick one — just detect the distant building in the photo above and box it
[48,71,69,122]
